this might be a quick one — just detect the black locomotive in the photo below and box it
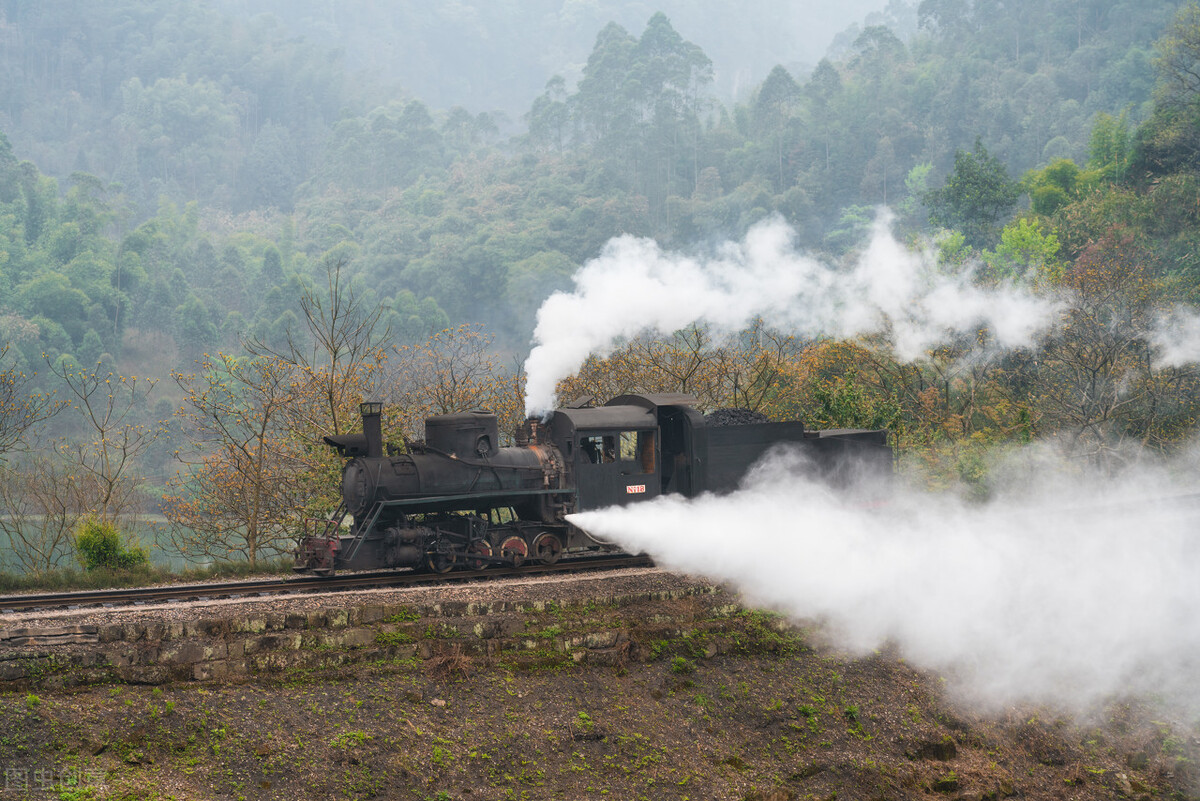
[293,394,891,575]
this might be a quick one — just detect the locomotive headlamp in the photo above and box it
[360,402,383,416]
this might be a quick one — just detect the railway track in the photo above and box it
[0,554,654,614]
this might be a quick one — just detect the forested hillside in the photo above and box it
[1,0,1198,575]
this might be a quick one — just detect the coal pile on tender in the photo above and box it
[704,408,770,426]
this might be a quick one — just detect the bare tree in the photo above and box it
[45,359,159,522]
[0,344,61,459]
[244,257,390,438]
[0,455,86,573]
[1155,2,1200,104]
[1035,233,1200,465]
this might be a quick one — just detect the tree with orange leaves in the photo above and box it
[554,322,806,417]
[385,323,525,442]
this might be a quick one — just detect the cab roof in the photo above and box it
[549,405,656,432]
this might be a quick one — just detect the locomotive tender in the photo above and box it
[293,394,890,575]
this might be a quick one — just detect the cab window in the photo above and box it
[619,430,656,474]
[580,435,616,463]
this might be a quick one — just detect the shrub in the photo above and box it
[74,517,149,571]
[670,656,696,674]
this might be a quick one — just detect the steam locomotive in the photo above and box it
[292,394,891,575]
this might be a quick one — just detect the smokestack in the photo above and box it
[360,402,383,458]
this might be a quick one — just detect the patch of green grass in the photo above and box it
[670,656,695,675]
[330,730,373,748]
[374,630,415,646]
[383,607,421,623]
[732,610,804,656]
[648,639,672,659]
[497,648,573,673]
[0,556,294,593]
[423,622,457,639]
[431,744,454,767]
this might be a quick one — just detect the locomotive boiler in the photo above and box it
[293,394,891,575]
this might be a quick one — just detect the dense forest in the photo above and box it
[1,0,1199,575]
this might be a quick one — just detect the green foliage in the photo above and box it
[925,140,1021,248]
[670,656,696,674]
[1087,112,1132,183]
[0,1,1177,373]
[55,788,97,801]
[732,610,804,656]
[985,218,1063,282]
[330,730,373,748]
[894,162,934,228]
[73,517,149,572]
[383,607,421,623]
[1024,159,1083,216]
[375,630,416,646]
[431,744,454,767]
[806,371,901,432]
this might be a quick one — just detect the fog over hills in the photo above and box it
[211,0,896,116]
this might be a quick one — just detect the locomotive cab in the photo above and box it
[540,402,661,511]
[536,393,712,511]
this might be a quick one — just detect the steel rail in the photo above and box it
[0,555,654,614]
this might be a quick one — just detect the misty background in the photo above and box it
[208,0,905,119]
[0,0,1181,365]
[0,0,1198,676]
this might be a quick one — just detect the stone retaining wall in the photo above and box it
[0,586,768,688]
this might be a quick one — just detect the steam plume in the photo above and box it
[570,447,1200,711]
[1152,307,1200,367]
[523,212,1062,416]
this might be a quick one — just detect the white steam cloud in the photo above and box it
[523,212,1063,416]
[570,447,1200,712]
[1152,307,1200,368]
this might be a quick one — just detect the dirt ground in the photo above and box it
[1,610,1197,801]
